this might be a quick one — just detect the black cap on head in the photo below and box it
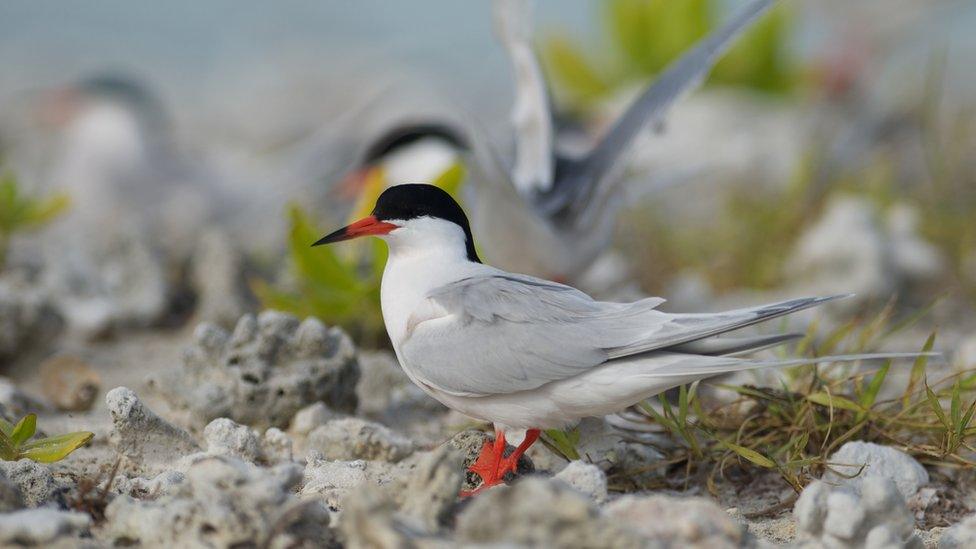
[362,123,468,165]
[79,74,153,104]
[75,73,168,132]
[373,184,480,263]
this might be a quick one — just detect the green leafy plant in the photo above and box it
[254,164,466,346]
[541,0,797,111]
[541,427,581,461]
[0,170,70,270]
[252,204,388,345]
[0,413,94,463]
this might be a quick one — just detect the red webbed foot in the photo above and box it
[459,428,541,498]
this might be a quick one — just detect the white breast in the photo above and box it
[379,222,489,410]
[379,217,487,345]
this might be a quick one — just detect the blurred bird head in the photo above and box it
[32,73,177,187]
[338,121,470,221]
[34,73,169,140]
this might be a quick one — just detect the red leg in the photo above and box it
[459,428,542,497]
[460,428,507,497]
[466,428,506,485]
[498,429,540,477]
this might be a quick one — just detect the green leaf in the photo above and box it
[0,430,15,461]
[959,398,976,439]
[607,0,711,76]
[713,3,795,93]
[0,173,69,233]
[17,431,94,463]
[0,417,13,438]
[543,428,581,461]
[713,383,778,402]
[641,400,675,431]
[254,202,387,338]
[250,280,313,318]
[678,384,690,425]
[22,193,71,229]
[541,34,611,105]
[806,392,864,412]
[926,384,950,431]
[431,162,466,199]
[856,362,889,422]
[720,441,776,468]
[0,170,71,270]
[659,392,672,417]
[10,414,36,446]
[951,381,962,430]
[368,237,388,278]
[287,206,358,292]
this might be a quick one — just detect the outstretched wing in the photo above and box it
[400,271,843,397]
[493,0,555,195]
[540,0,777,216]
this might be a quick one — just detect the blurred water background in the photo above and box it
[2,1,974,145]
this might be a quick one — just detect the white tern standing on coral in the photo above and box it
[314,184,928,495]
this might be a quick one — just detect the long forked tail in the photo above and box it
[609,294,853,360]
[649,352,941,380]
[670,333,803,357]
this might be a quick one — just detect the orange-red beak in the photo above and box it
[312,215,398,246]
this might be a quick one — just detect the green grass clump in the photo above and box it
[0,170,70,270]
[0,413,94,463]
[541,0,797,111]
[538,305,967,500]
[616,309,968,495]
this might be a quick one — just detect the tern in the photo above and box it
[338,0,779,281]
[35,73,326,257]
[314,184,928,495]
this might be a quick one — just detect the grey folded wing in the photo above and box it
[400,271,842,397]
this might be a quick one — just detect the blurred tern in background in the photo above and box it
[26,74,316,332]
[34,73,329,258]
[36,75,238,257]
[342,0,778,281]
[314,184,931,495]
